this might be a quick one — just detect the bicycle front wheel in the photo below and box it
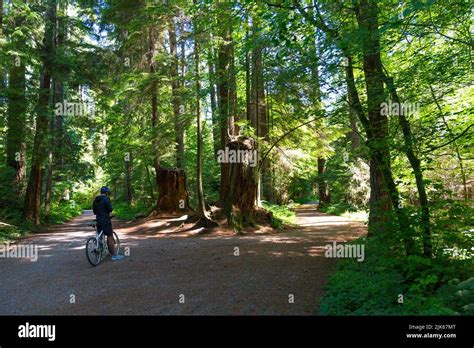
[86,237,102,266]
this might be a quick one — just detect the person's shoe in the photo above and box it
[111,254,125,261]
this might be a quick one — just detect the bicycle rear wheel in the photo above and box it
[86,237,102,266]
[112,231,120,255]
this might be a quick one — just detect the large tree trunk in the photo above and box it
[44,131,54,219]
[307,11,330,208]
[294,0,414,252]
[245,13,251,122]
[224,137,258,229]
[156,168,189,212]
[216,1,233,204]
[149,27,161,196]
[355,0,415,254]
[45,0,67,219]
[356,0,392,234]
[6,14,27,195]
[317,157,330,207]
[24,0,56,225]
[250,15,269,206]
[169,17,184,169]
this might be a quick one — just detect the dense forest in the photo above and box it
[0,0,473,315]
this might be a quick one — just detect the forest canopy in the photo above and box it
[0,0,472,315]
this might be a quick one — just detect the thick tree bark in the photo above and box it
[149,28,161,193]
[24,0,56,224]
[346,55,414,253]
[44,150,53,218]
[353,1,416,254]
[250,15,269,206]
[45,3,67,219]
[169,18,184,168]
[224,137,258,229]
[216,1,232,204]
[245,13,251,122]
[356,0,392,234]
[317,158,330,207]
[6,13,27,195]
[156,168,189,212]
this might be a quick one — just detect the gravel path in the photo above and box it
[0,206,366,315]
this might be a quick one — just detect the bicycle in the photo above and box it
[86,219,120,266]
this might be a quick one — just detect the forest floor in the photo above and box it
[0,204,366,315]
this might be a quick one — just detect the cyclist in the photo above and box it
[92,186,124,261]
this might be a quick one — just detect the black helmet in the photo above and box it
[100,186,111,194]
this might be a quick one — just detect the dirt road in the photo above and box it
[0,205,365,315]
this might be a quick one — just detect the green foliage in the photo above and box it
[262,202,296,229]
[113,201,153,221]
[320,202,359,216]
[321,232,473,315]
[0,223,28,244]
[41,200,83,225]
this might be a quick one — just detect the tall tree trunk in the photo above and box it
[0,0,3,36]
[250,15,268,206]
[356,0,392,234]
[124,152,133,204]
[207,32,219,157]
[44,150,53,218]
[307,8,330,208]
[45,0,67,220]
[24,0,56,224]
[194,3,215,226]
[384,74,432,257]
[317,158,330,207]
[6,13,27,195]
[169,17,184,168]
[150,26,189,212]
[217,1,232,204]
[355,0,415,254]
[149,28,160,192]
[294,0,415,252]
[145,165,155,202]
[245,13,251,122]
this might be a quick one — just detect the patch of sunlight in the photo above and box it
[341,210,368,222]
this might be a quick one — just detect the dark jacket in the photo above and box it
[92,195,113,223]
